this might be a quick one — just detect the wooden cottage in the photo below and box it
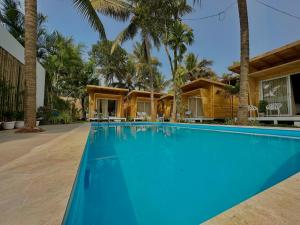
[180,78,239,119]
[87,85,129,119]
[229,40,300,124]
[125,90,163,119]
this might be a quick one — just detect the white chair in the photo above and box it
[185,111,192,117]
[266,103,282,116]
[248,105,259,117]
[134,112,146,122]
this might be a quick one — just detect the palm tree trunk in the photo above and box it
[171,47,178,122]
[81,96,86,120]
[143,37,155,121]
[237,0,249,125]
[163,43,177,122]
[24,0,37,129]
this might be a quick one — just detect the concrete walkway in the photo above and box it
[0,123,90,225]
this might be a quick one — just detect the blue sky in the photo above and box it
[37,0,300,79]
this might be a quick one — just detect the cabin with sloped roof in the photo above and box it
[86,85,129,119]
[180,78,239,120]
[229,40,300,125]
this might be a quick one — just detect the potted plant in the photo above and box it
[3,111,16,130]
[258,100,268,117]
[15,111,24,128]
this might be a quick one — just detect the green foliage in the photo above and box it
[3,111,15,121]
[184,53,217,81]
[224,118,237,125]
[166,21,194,63]
[90,40,128,85]
[258,100,268,113]
[15,111,24,120]
[225,84,240,95]
[52,96,71,112]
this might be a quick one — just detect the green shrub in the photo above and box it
[3,111,15,121]
[224,118,237,125]
[59,111,72,124]
[15,111,24,120]
[258,100,268,113]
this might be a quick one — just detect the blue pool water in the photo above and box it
[63,123,300,225]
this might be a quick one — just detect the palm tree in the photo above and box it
[110,0,166,121]
[23,0,37,129]
[22,0,128,130]
[237,0,250,125]
[184,53,217,81]
[164,21,194,121]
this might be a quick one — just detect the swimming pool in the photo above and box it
[63,123,300,225]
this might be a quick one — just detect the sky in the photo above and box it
[35,0,300,79]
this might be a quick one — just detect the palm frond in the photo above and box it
[111,20,138,53]
[72,0,106,39]
[91,0,132,21]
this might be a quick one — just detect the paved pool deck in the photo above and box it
[0,123,299,225]
[204,172,300,225]
[0,123,89,225]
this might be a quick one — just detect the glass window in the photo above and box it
[137,101,151,116]
[262,77,289,115]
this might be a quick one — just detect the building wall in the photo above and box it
[0,24,45,108]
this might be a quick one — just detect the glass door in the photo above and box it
[261,76,291,116]
[188,97,203,117]
[97,99,118,117]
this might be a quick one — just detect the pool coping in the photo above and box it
[91,122,300,139]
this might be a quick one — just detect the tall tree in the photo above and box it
[162,0,201,121]
[90,40,128,86]
[237,0,249,125]
[164,20,194,121]
[110,0,166,121]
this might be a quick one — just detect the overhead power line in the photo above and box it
[183,1,236,21]
[255,0,300,21]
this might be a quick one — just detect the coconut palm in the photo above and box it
[164,21,194,121]
[22,0,130,130]
[184,53,217,81]
[237,0,249,125]
[110,0,166,121]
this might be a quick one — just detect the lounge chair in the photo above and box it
[108,116,126,122]
[248,105,259,118]
[184,117,214,123]
[266,103,282,116]
[134,112,146,122]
